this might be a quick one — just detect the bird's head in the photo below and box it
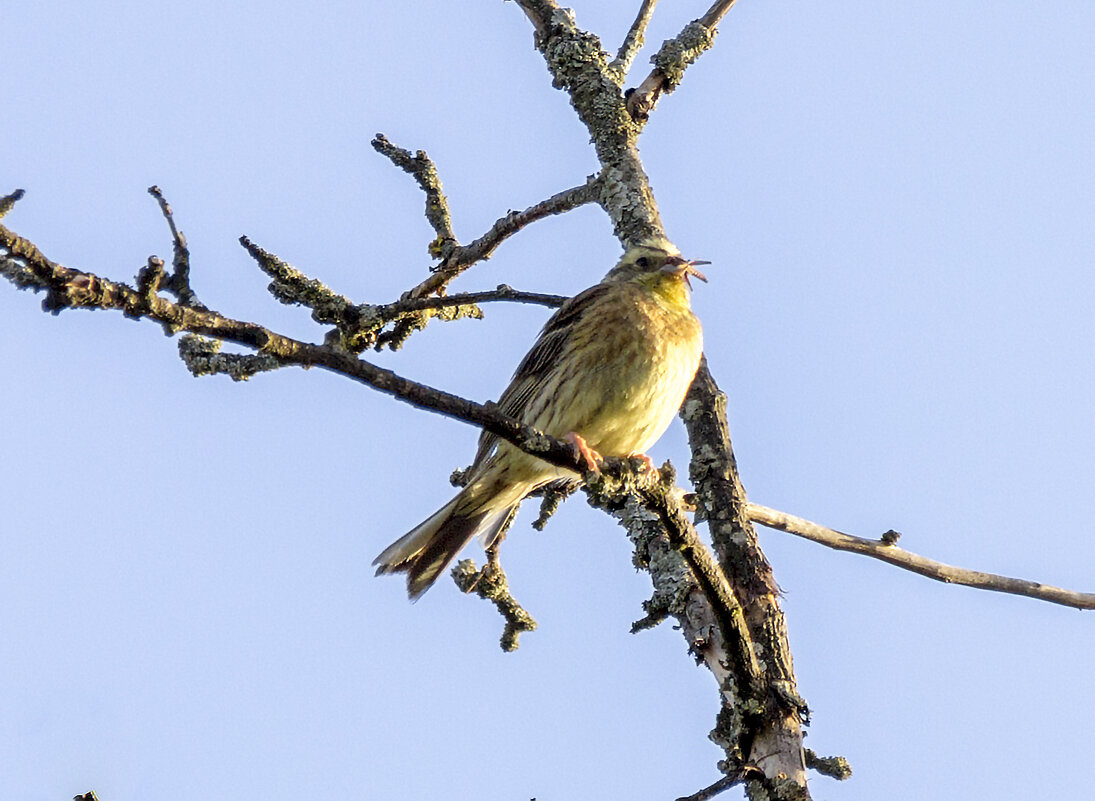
[605,240,710,292]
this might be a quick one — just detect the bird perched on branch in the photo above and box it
[374,239,707,599]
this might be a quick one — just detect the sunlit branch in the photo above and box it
[747,503,1095,610]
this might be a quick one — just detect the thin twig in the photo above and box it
[375,284,565,318]
[699,0,740,28]
[746,503,1095,610]
[239,235,355,324]
[451,545,538,652]
[675,771,757,801]
[804,748,853,781]
[238,236,565,354]
[610,0,659,78]
[373,132,600,301]
[147,185,205,309]
[0,188,26,219]
[371,134,457,259]
[407,177,601,299]
[626,0,739,121]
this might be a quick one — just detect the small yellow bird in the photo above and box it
[374,240,706,599]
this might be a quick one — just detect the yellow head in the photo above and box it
[604,241,709,305]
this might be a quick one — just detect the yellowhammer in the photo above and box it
[374,239,707,599]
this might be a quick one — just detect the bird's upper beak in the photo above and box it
[663,255,710,289]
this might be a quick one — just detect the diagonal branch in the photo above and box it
[587,461,764,697]
[747,503,1095,610]
[376,285,565,315]
[409,176,602,299]
[372,134,600,299]
[626,0,739,121]
[610,0,659,79]
[513,2,665,244]
[371,133,458,260]
[147,185,206,310]
[0,219,580,471]
[0,189,27,219]
[237,234,565,354]
[682,360,810,789]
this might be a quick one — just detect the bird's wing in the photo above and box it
[470,282,613,468]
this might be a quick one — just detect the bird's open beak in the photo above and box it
[664,256,710,289]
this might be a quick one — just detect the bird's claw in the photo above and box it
[564,432,602,473]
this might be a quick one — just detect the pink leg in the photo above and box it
[564,432,602,472]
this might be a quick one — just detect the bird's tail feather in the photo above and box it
[374,497,517,600]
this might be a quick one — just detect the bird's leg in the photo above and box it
[564,432,602,473]
[627,452,657,472]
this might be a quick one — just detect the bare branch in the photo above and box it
[148,186,205,309]
[627,0,739,121]
[451,547,537,653]
[0,220,582,468]
[391,175,601,300]
[0,188,26,219]
[587,460,764,697]
[610,0,659,79]
[178,334,282,381]
[371,133,458,260]
[804,749,853,781]
[682,360,809,790]
[362,284,566,352]
[239,234,565,355]
[512,3,667,244]
[675,772,753,801]
[512,0,559,36]
[699,0,741,28]
[377,284,565,316]
[747,503,1095,610]
[239,235,357,325]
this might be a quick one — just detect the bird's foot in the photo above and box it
[627,452,657,473]
[564,432,602,473]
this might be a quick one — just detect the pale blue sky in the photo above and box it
[4,2,1094,800]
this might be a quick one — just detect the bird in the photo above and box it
[373,239,707,599]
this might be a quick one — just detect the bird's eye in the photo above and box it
[636,256,650,268]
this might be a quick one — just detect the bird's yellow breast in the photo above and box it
[536,278,702,458]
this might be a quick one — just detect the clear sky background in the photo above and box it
[4,2,1094,800]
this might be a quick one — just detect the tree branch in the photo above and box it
[682,360,811,791]
[514,2,666,244]
[0,218,580,470]
[747,503,1095,611]
[586,461,764,697]
[375,284,565,316]
[371,133,458,261]
[147,185,205,309]
[0,188,26,219]
[375,140,601,300]
[626,0,739,121]
[610,0,659,79]
[237,233,566,354]
[451,545,538,653]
